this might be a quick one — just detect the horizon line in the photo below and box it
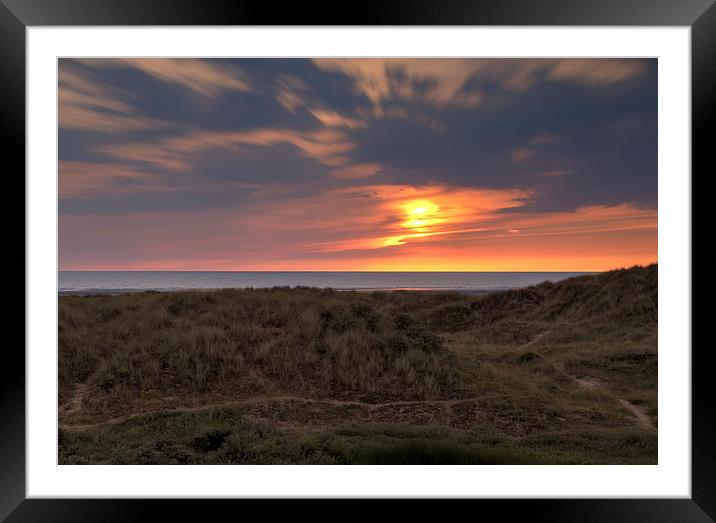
[58,265,657,274]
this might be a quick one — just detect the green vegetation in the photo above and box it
[59,264,657,464]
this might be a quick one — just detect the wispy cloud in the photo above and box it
[59,160,260,199]
[313,58,485,108]
[273,75,369,129]
[309,108,367,129]
[314,184,532,251]
[79,58,251,99]
[329,163,382,180]
[275,74,309,112]
[59,64,165,132]
[313,58,648,110]
[102,127,356,171]
[547,59,648,87]
[512,133,564,166]
[59,161,166,198]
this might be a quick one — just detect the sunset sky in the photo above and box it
[59,58,657,272]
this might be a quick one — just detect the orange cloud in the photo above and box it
[225,185,656,271]
[59,161,165,198]
[309,108,367,129]
[274,74,309,113]
[313,59,648,111]
[79,58,251,98]
[498,204,657,239]
[330,163,382,180]
[313,58,484,108]
[102,127,356,171]
[60,188,656,272]
[225,184,532,255]
[548,59,648,86]
[59,160,261,199]
[59,65,165,132]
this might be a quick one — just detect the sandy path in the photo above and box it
[616,399,655,431]
[60,331,656,433]
[59,396,482,432]
[58,359,108,416]
[516,329,551,351]
[517,332,656,432]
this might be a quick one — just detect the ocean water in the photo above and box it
[59,271,592,294]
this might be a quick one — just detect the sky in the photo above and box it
[58,58,657,272]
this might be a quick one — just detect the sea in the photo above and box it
[58,271,593,295]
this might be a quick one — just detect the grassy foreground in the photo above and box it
[58,264,657,464]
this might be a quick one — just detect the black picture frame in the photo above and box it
[2,1,714,520]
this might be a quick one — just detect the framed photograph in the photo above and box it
[3,0,714,520]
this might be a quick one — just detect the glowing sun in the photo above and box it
[402,200,441,231]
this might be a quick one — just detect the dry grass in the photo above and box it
[60,287,458,413]
[59,264,657,464]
